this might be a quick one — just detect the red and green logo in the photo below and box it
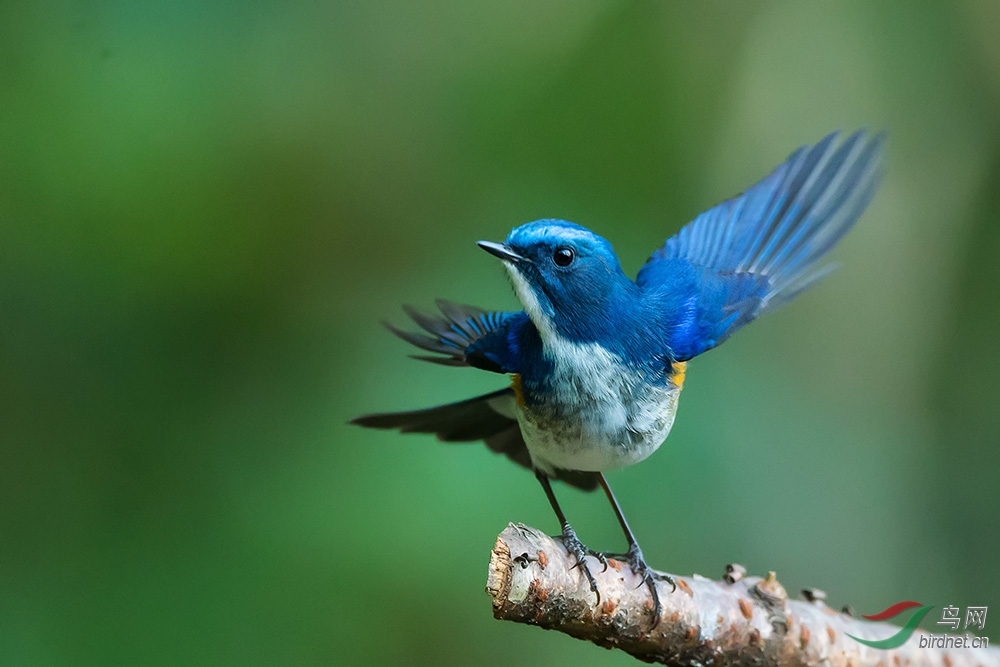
[846,601,935,649]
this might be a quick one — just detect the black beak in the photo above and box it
[477,240,526,263]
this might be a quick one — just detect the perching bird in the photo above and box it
[352,130,884,625]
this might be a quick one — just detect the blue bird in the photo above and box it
[352,129,884,625]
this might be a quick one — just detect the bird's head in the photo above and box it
[478,219,636,341]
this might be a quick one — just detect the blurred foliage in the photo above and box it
[2,1,999,665]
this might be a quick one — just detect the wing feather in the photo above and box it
[638,130,884,360]
[386,300,522,371]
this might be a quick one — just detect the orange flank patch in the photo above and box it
[671,361,687,390]
[510,374,526,406]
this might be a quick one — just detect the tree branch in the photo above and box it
[486,523,998,667]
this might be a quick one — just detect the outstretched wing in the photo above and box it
[351,389,599,491]
[385,299,526,373]
[638,130,884,361]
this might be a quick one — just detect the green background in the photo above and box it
[2,2,998,665]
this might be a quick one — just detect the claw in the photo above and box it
[652,570,677,591]
[641,571,665,629]
[588,548,610,573]
[560,524,602,604]
[596,542,670,629]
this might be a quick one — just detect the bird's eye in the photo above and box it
[553,247,575,267]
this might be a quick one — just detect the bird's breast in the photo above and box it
[514,338,683,474]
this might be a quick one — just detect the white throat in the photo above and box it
[504,262,558,342]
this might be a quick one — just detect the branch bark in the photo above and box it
[486,523,998,667]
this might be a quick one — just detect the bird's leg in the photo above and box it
[534,470,603,602]
[596,473,674,628]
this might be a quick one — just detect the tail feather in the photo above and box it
[351,388,598,491]
[352,389,513,442]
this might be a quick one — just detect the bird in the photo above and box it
[351,129,884,626]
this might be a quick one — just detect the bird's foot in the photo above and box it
[599,543,673,629]
[559,524,603,603]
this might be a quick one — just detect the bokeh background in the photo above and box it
[2,1,999,665]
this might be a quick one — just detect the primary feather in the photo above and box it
[385,300,524,372]
[638,129,884,360]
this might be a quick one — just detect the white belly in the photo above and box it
[499,262,682,475]
[515,341,681,474]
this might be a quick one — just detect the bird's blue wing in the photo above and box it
[362,302,591,487]
[637,130,884,361]
[385,300,528,373]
